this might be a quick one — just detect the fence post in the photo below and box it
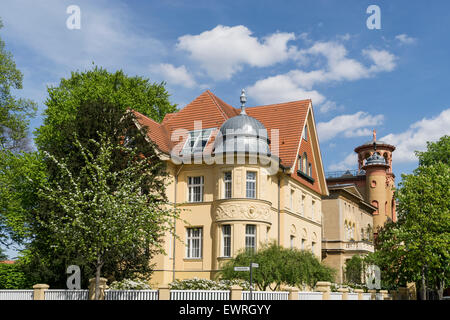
[337,288,349,300]
[390,290,397,300]
[315,282,331,300]
[287,287,299,300]
[354,289,364,300]
[89,277,108,300]
[368,289,377,300]
[33,284,49,300]
[379,289,389,300]
[158,284,171,300]
[230,285,242,300]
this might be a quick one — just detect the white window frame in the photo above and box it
[245,225,256,253]
[221,225,231,257]
[188,176,204,202]
[223,171,232,199]
[186,227,203,259]
[246,171,257,199]
[181,128,214,154]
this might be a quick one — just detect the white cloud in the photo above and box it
[395,34,417,45]
[317,111,384,142]
[151,64,197,88]
[381,109,450,163]
[246,74,325,105]
[328,153,358,171]
[0,0,166,75]
[177,25,296,80]
[318,100,344,114]
[247,41,397,107]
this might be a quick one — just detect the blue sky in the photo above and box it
[1,0,450,256]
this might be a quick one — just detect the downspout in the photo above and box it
[172,164,183,282]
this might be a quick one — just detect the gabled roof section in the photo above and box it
[132,90,328,195]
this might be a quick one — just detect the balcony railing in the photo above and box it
[345,241,374,253]
[325,169,365,179]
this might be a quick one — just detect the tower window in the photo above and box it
[224,171,232,199]
[371,200,379,215]
[245,225,256,253]
[222,225,231,257]
[246,171,257,199]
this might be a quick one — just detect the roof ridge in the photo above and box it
[206,90,231,121]
[250,99,311,109]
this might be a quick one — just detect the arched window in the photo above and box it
[371,200,379,215]
[303,125,308,140]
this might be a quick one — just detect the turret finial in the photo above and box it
[240,89,247,115]
[373,129,377,142]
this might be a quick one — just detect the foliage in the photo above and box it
[0,151,46,246]
[109,278,152,290]
[344,255,365,285]
[36,134,179,298]
[219,242,335,291]
[169,278,253,291]
[367,135,449,298]
[0,263,32,289]
[34,65,176,161]
[0,19,37,152]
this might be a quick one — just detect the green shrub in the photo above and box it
[0,264,32,289]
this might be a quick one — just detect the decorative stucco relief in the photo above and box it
[214,201,271,223]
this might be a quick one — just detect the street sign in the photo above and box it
[234,266,250,272]
[251,263,259,268]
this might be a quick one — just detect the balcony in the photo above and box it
[344,241,374,253]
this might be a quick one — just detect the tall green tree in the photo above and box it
[367,136,450,299]
[34,65,176,162]
[0,19,37,152]
[21,67,177,287]
[38,134,179,299]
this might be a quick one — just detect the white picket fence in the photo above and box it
[362,293,372,300]
[0,290,34,300]
[242,291,289,300]
[105,290,158,300]
[329,292,343,300]
[298,291,323,300]
[170,289,229,300]
[347,293,359,300]
[45,289,88,300]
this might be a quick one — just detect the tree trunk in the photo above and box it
[421,266,427,300]
[95,256,104,300]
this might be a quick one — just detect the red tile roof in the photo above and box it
[133,90,325,194]
[0,260,15,264]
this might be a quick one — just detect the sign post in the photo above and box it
[234,262,259,300]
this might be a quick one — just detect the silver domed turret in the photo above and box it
[213,89,270,155]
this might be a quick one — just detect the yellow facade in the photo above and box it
[150,157,324,287]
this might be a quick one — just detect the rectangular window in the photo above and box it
[311,241,316,252]
[308,163,312,177]
[181,128,214,154]
[186,227,202,259]
[246,171,256,199]
[301,238,305,250]
[188,176,204,202]
[222,225,231,257]
[245,225,256,253]
[303,124,308,141]
[290,235,295,249]
[312,200,315,219]
[224,171,232,199]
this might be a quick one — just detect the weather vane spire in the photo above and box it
[240,89,247,115]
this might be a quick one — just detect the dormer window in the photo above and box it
[181,128,214,154]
